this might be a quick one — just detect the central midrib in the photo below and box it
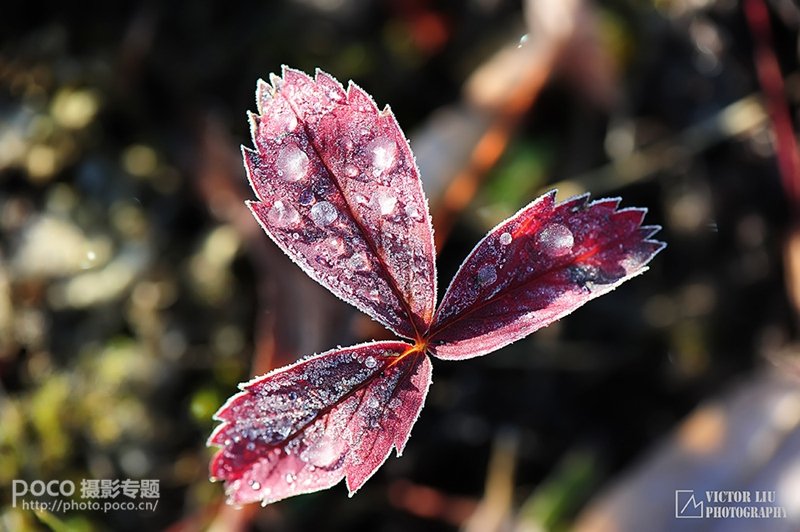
[285,92,424,342]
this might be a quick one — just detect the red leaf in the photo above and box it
[244,67,436,340]
[208,341,432,506]
[427,191,665,359]
[212,68,666,507]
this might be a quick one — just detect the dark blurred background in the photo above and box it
[2,0,800,530]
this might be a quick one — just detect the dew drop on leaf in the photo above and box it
[404,203,422,222]
[376,191,397,215]
[310,201,338,227]
[250,480,261,490]
[276,144,310,182]
[347,253,370,271]
[369,138,397,176]
[344,164,359,177]
[306,437,347,468]
[476,265,497,287]
[267,200,300,227]
[285,473,296,484]
[537,223,574,256]
[364,355,377,369]
[499,232,513,246]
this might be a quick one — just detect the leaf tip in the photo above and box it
[559,190,591,211]
[269,71,283,91]
[282,65,312,86]
[255,78,273,113]
[589,195,622,209]
[246,111,259,143]
[640,224,662,239]
[313,67,335,83]
[346,81,378,113]
[651,239,668,256]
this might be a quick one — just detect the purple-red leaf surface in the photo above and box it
[244,67,436,340]
[427,191,665,359]
[209,342,431,506]
[210,67,665,506]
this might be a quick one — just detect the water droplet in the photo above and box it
[347,253,369,271]
[499,232,513,246]
[305,437,347,468]
[538,223,574,257]
[376,191,397,215]
[285,473,296,484]
[310,201,338,227]
[517,33,529,48]
[368,396,380,409]
[354,193,369,205]
[246,442,255,451]
[404,203,423,222]
[250,480,261,490]
[276,145,309,181]
[369,138,397,176]
[365,355,377,369]
[267,200,300,228]
[476,265,497,287]
[344,164,359,177]
[298,188,315,206]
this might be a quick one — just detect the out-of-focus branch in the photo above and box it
[744,0,800,211]
[545,94,770,196]
[415,0,590,251]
